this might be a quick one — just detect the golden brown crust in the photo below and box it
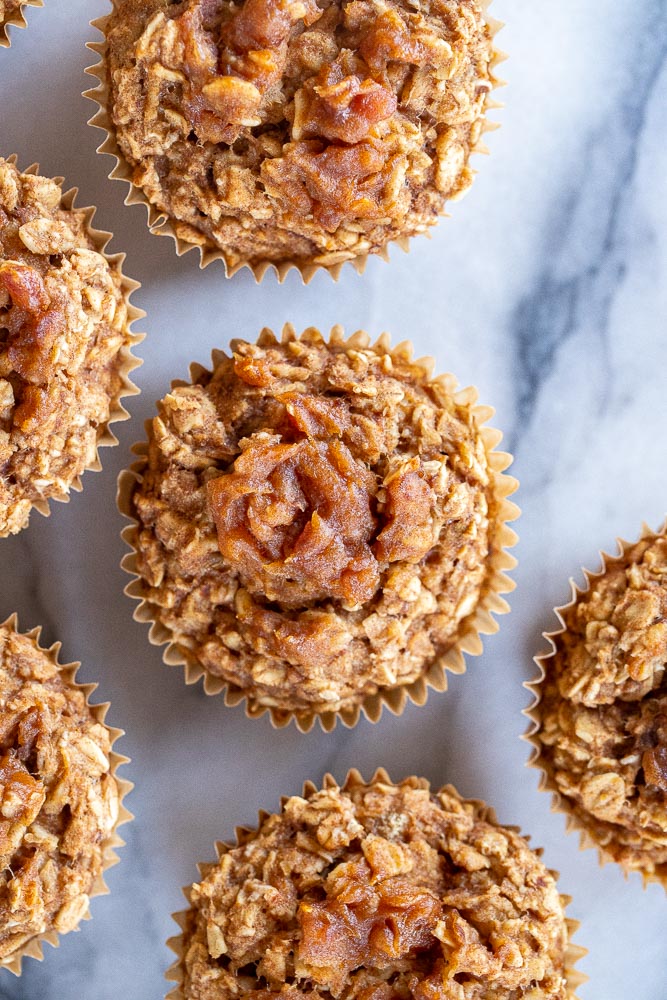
[0,624,120,963]
[0,158,136,536]
[177,775,572,1000]
[103,0,496,271]
[535,532,667,881]
[125,330,499,718]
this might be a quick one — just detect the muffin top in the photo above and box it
[0,158,134,536]
[537,532,667,879]
[128,330,498,720]
[0,622,120,963]
[178,775,573,1000]
[105,0,495,271]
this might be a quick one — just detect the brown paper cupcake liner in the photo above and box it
[0,613,133,976]
[164,767,586,1000]
[0,0,42,47]
[524,519,667,890]
[83,5,506,283]
[3,156,144,528]
[117,325,519,732]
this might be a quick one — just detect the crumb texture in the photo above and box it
[0,158,133,536]
[129,331,495,716]
[180,776,572,1000]
[105,0,494,269]
[538,533,667,879]
[0,624,120,962]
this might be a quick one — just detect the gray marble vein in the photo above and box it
[510,7,667,457]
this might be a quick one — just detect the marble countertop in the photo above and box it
[1,1,666,998]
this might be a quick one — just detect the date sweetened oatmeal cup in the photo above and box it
[0,615,131,974]
[166,771,584,1000]
[87,0,503,280]
[527,522,667,887]
[0,157,142,537]
[119,326,518,731]
[0,0,41,47]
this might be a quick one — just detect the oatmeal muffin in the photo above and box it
[0,0,41,47]
[94,0,500,277]
[0,157,141,537]
[167,772,581,1000]
[0,616,128,973]
[529,524,667,885]
[120,326,517,729]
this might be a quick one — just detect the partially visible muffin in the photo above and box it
[0,0,24,28]
[171,773,577,1000]
[0,619,123,970]
[101,0,498,274]
[0,1,41,47]
[534,527,667,883]
[122,327,516,727]
[0,158,139,536]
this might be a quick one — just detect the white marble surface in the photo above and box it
[1,1,667,997]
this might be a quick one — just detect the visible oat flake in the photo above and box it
[129,332,495,716]
[0,623,120,962]
[537,532,667,880]
[179,776,572,999]
[0,158,134,536]
[105,0,496,269]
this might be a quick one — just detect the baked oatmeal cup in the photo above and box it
[0,157,142,537]
[0,615,131,974]
[0,0,42,47]
[167,770,584,1000]
[88,0,504,280]
[119,326,518,731]
[527,522,667,887]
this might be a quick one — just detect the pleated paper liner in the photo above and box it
[83,3,507,283]
[0,613,133,976]
[117,325,518,732]
[164,768,587,1000]
[1,156,144,534]
[525,519,667,890]
[0,0,42,48]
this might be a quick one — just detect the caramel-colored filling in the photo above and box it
[107,0,494,264]
[131,335,491,711]
[181,780,572,1000]
[0,157,132,537]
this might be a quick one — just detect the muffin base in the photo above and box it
[1,156,143,534]
[118,325,518,732]
[84,5,506,283]
[0,614,133,975]
[165,768,586,1000]
[0,0,42,47]
[525,520,667,890]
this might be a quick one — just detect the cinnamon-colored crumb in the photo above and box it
[0,624,120,963]
[537,532,667,881]
[0,158,134,536]
[104,0,496,271]
[179,776,573,999]
[128,330,498,717]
